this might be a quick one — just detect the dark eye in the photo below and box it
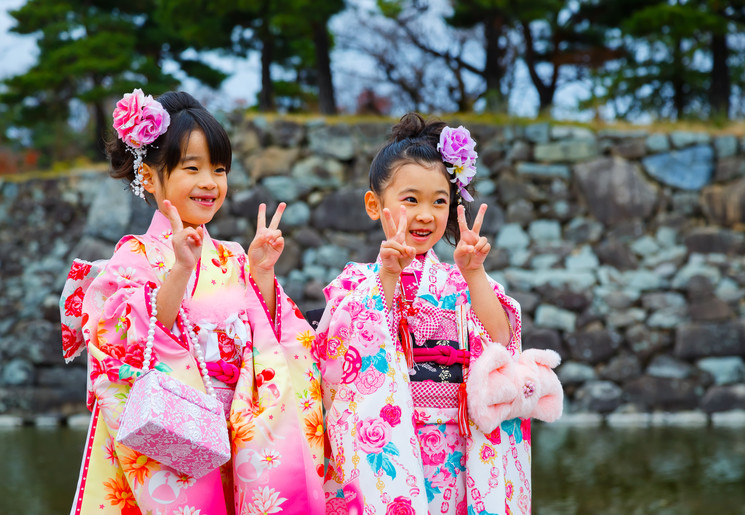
[403,196,417,203]
[185,166,198,171]
[434,198,448,205]
[215,167,227,174]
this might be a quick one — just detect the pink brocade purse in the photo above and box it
[116,369,231,479]
[115,285,230,479]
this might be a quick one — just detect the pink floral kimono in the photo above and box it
[316,251,531,515]
[60,210,324,515]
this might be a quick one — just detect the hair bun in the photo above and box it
[389,112,445,149]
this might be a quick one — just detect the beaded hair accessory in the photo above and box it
[112,89,171,198]
[437,125,478,203]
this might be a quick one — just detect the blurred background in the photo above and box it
[3,0,745,169]
[2,1,745,514]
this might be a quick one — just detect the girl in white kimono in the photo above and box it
[316,113,563,514]
[60,90,324,514]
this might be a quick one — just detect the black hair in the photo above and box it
[369,112,472,244]
[106,91,232,201]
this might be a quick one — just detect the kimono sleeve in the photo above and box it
[81,235,196,427]
[467,273,523,357]
[317,262,429,512]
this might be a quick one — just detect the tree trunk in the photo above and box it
[483,14,507,113]
[521,21,558,115]
[672,38,685,119]
[312,21,337,115]
[259,29,275,112]
[710,32,730,118]
[92,100,107,159]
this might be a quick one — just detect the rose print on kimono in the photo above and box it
[356,367,386,395]
[90,355,121,384]
[64,286,85,317]
[385,496,416,515]
[419,426,448,466]
[341,345,362,384]
[380,404,402,426]
[67,260,93,280]
[148,470,183,504]
[356,418,399,480]
[61,322,80,359]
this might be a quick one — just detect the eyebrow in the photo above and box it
[400,187,449,196]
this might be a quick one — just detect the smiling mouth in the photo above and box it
[410,230,431,238]
[191,196,216,204]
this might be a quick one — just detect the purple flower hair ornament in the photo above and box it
[437,125,477,203]
[112,88,171,199]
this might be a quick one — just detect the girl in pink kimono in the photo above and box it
[316,113,563,514]
[59,90,324,514]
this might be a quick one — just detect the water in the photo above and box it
[1,423,743,514]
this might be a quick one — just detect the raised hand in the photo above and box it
[379,205,416,277]
[162,199,203,271]
[248,202,286,273]
[453,203,490,273]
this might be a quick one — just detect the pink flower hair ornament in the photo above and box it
[112,88,171,199]
[437,125,478,202]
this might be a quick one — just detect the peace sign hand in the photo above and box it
[453,203,491,273]
[248,203,286,273]
[163,199,203,272]
[379,205,416,277]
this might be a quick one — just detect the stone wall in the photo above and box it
[2,116,745,419]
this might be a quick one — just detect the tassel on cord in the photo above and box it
[458,382,471,437]
[398,317,414,369]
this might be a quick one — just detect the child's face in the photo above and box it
[144,129,227,229]
[366,162,451,255]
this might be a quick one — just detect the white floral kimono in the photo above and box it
[316,250,531,515]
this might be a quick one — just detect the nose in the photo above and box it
[415,207,433,223]
[198,170,217,189]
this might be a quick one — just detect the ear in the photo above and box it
[364,190,381,221]
[141,163,156,194]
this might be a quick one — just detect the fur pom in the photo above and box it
[467,345,565,432]
[467,344,518,433]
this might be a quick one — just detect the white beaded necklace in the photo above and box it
[145,286,216,397]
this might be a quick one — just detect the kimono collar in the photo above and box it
[146,209,214,247]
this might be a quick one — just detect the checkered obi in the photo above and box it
[409,338,469,410]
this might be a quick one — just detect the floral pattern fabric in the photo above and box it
[317,250,530,515]
[62,210,324,515]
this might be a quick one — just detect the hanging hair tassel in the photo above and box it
[398,317,414,369]
[458,382,471,437]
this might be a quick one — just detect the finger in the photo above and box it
[471,204,487,235]
[162,200,184,234]
[396,205,408,238]
[474,237,490,254]
[268,202,286,230]
[457,204,469,235]
[183,227,203,247]
[256,203,267,230]
[381,208,396,239]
